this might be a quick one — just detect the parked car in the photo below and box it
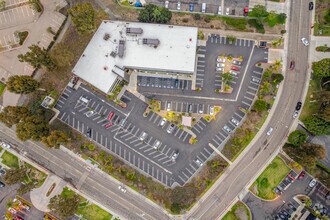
[274,187,282,195]
[217,57,226,63]
[177,2,181,10]
[252,77,260,83]
[86,128,92,138]
[167,102,171,111]
[217,63,225,68]
[217,6,222,15]
[216,67,224,72]
[232,60,242,66]
[188,104,193,113]
[209,106,214,115]
[290,61,295,70]
[301,38,309,46]
[288,203,297,211]
[0,181,5,188]
[229,70,239,76]
[231,117,239,126]
[167,123,175,134]
[171,150,179,161]
[85,110,95,117]
[267,127,273,136]
[107,112,114,120]
[309,2,313,10]
[139,132,148,141]
[226,7,229,15]
[298,171,305,179]
[223,125,232,133]
[231,66,240,71]
[105,122,113,128]
[198,104,204,114]
[0,142,10,149]
[164,0,169,8]
[153,140,161,150]
[189,3,194,12]
[309,178,317,188]
[295,102,302,111]
[201,3,206,13]
[159,118,166,126]
[293,110,299,118]
[195,159,203,167]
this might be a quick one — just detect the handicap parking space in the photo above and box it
[137,76,192,91]
[0,5,38,29]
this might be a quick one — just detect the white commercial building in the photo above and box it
[72,20,198,94]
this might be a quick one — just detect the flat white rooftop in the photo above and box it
[72,20,198,93]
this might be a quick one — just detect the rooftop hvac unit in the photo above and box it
[118,40,125,58]
[142,38,160,46]
[126,27,143,35]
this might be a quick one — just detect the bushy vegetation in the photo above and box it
[138,4,172,24]
[222,17,247,30]
[67,3,96,35]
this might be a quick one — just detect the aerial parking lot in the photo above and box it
[55,33,268,187]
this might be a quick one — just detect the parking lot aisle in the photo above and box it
[195,56,206,88]
[0,5,38,29]
[191,118,209,136]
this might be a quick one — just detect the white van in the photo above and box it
[202,3,206,13]
[79,96,90,104]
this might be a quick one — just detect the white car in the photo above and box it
[217,57,226,63]
[229,70,238,76]
[165,0,169,8]
[252,77,260,83]
[217,6,222,15]
[223,125,232,133]
[85,110,95,117]
[167,123,175,134]
[153,140,161,150]
[231,118,239,126]
[293,111,299,119]
[159,118,166,126]
[226,7,229,15]
[0,142,10,149]
[118,185,127,193]
[171,150,179,161]
[217,63,225,67]
[216,67,224,72]
[266,127,273,136]
[177,2,181,10]
[167,102,171,111]
[209,106,214,115]
[309,179,317,188]
[139,132,148,141]
[301,38,309,46]
[195,159,204,167]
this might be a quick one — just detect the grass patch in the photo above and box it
[0,81,6,96]
[222,17,247,30]
[222,202,251,220]
[16,31,28,45]
[1,151,19,169]
[314,0,330,36]
[299,76,322,121]
[0,146,2,152]
[61,187,76,199]
[77,203,112,220]
[251,157,290,200]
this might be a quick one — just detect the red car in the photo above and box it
[107,112,114,120]
[105,122,113,128]
[290,61,295,70]
[298,171,305,179]
[231,66,240,71]
[243,7,249,16]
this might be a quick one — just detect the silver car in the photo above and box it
[171,150,179,161]
[223,125,232,133]
[153,140,161,150]
[167,123,175,134]
[139,132,148,141]
[266,127,273,136]
[252,77,260,83]
[195,159,203,167]
[292,111,298,119]
[231,118,239,126]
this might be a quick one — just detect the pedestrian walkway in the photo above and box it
[30,175,66,212]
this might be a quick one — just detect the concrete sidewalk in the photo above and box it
[30,174,66,212]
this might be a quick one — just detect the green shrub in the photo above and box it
[248,19,265,33]
[204,16,211,23]
[16,31,28,45]
[182,18,188,23]
[194,13,201,20]
[222,17,247,30]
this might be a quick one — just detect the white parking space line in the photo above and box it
[182,133,189,142]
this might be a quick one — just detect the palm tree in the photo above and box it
[222,72,233,85]
[272,59,282,73]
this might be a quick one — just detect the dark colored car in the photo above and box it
[288,203,297,211]
[0,181,5,188]
[295,102,302,111]
[189,3,194,12]
[298,171,305,179]
[309,2,313,10]
[290,61,295,70]
[86,128,92,137]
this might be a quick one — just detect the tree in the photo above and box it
[16,115,49,141]
[288,130,308,146]
[253,99,268,112]
[18,45,56,71]
[276,13,287,24]
[222,72,233,85]
[67,3,96,35]
[3,168,27,185]
[302,143,326,160]
[49,43,74,68]
[0,106,30,127]
[303,116,330,135]
[6,75,39,94]
[271,73,284,84]
[0,0,6,11]
[138,4,172,24]
[42,130,69,148]
[48,194,80,219]
[227,36,237,44]
[249,5,269,19]
[312,58,330,78]
[18,182,35,195]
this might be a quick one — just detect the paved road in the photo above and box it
[186,0,312,219]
